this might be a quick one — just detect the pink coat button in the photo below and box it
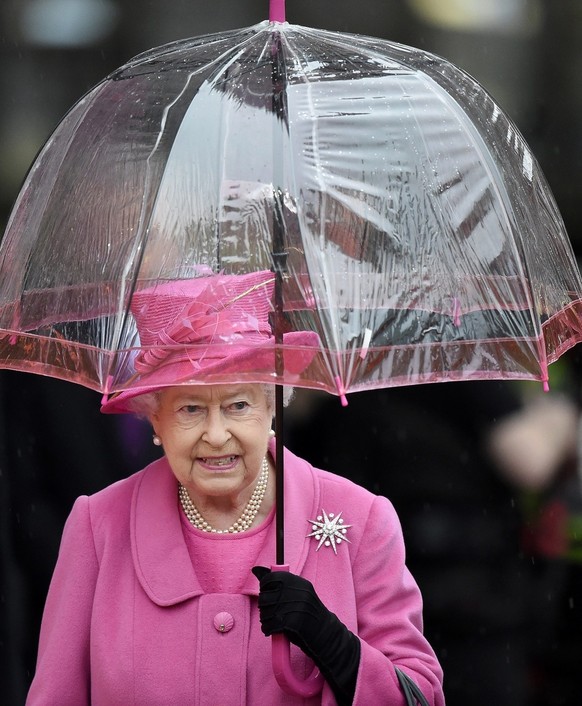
[213,611,234,633]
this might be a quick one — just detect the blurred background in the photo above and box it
[1,1,582,704]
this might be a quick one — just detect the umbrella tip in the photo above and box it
[334,376,349,407]
[101,374,115,406]
[269,0,286,23]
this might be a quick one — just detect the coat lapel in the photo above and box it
[131,458,203,606]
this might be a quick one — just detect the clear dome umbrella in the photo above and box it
[2,9,581,399]
[1,0,582,694]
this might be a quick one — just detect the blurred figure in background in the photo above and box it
[286,380,577,706]
[489,381,581,706]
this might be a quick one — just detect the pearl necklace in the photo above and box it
[178,457,269,534]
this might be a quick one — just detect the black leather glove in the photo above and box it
[252,566,360,706]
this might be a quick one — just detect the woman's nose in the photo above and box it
[202,409,231,445]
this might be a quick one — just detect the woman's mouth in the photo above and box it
[198,455,238,472]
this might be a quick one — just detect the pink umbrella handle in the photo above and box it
[270,564,325,697]
[269,0,286,23]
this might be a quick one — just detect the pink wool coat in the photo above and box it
[27,442,444,705]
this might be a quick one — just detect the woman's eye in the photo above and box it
[230,400,248,411]
[180,404,200,414]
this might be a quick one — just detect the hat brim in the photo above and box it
[101,330,320,414]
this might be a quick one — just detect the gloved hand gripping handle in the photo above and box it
[268,565,324,697]
[253,565,360,704]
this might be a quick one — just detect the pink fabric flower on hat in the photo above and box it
[133,271,276,373]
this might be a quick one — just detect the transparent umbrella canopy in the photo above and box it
[1,15,581,400]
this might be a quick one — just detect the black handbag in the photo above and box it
[395,667,430,706]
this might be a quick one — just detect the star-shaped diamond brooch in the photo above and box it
[307,509,352,554]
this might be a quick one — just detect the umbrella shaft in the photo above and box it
[275,384,285,564]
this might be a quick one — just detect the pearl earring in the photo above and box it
[269,429,276,438]
[153,434,162,446]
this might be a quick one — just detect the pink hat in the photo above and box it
[101,270,319,413]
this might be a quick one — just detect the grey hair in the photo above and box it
[263,384,295,410]
[127,384,295,419]
[126,391,161,418]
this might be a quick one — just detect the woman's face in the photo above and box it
[150,383,273,504]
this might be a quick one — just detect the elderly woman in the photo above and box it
[26,270,444,706]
